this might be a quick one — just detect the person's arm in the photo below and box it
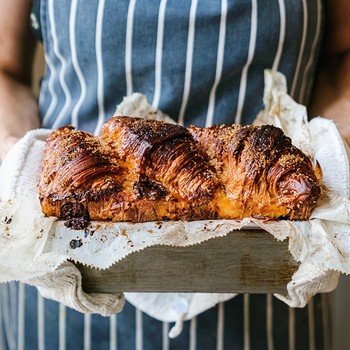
[310,0,350,144]
[0,0,40,160]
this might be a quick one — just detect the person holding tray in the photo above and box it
[0,0,349,349]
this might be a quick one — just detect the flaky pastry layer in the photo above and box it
[38,117,322,228]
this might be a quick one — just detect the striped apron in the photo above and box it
[1,0,332,349]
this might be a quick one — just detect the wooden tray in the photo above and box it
[77,229,298,295]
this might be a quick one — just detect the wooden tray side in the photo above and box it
[77,230,299,295]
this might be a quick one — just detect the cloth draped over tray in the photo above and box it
[0,71,349,331]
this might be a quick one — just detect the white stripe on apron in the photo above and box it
[235,0,258,125]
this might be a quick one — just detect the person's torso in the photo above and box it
[0,3,330,349]
[33,0,324,134]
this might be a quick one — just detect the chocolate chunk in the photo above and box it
[64,216,89,230]
[134,180,168,200]
[60,202,85,219]
[69,239,83,249]
[60,202,90,230]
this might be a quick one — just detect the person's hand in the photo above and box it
[0,0,39,160]
[0,71,40,160]
[310,56,350,146]
[316,98,350,146]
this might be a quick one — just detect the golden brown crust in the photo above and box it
[38,118,322,227]
[101,117,220,201]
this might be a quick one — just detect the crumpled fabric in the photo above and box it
[0,71,348,332]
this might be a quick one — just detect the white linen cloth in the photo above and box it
[0,71,348,335]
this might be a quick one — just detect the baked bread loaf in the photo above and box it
[38,117,322,229]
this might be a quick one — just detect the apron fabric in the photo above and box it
[36,0,323,132]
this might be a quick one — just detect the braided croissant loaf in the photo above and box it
[38,116,322,228]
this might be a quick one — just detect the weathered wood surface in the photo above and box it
[77,229,298,295]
